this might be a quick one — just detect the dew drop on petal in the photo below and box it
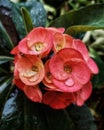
[65,78,74,86]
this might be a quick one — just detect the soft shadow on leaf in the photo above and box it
[0,4,19,45]
[42,105,74,130]
[0,21,14,50]
[0,67,7,74]
[66,104,97,130]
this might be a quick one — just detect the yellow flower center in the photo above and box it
[56,44,63,51]
[64,65,72,74]
[32,66,39,72]
[23,66,39,77]
[35,42,44,52]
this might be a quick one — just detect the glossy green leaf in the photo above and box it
[21,7,34,34]
[0,0,12,8]
[0,76,13,110]
[0,21,14,50]
[0,76,12,94]
[0,56,14,64]
[19,0,47,27]
[50,4,104,36]
[42,105,74,130]
[66,104,97,130]
[11,3,27,38]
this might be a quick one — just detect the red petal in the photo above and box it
[17,55,44,86]
[53,32,65,53]
[50,48,84,81]
[64,34,74,48]
[43,91,74,109]
[52,78,83,92]
[87,58,99,74]
[14,79,25,90]
[74,82,92,106]
[71,60,91,85]
[18,38,29,54]
[24,85,42,102]
[10,45,19,55]
[73,39,89,60]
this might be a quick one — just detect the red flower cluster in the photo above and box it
[11,27,99,109]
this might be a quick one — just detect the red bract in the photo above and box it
[73,39,99,74]
[43,91,74,109]
[24,85,42,103]
[15,54,44,86]
[42,60,61,91]
[53,33,73,53]
[49,48,91,92]
[46,27,65,34]
[53,34,99,75]
[73,81,92,106]
[18,27,53,58]
[13,79,25,90]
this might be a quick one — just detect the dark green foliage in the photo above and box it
[67,104,97,130]
[43,0,68,7]
[0,0,47,39]
[0,88,97,130]
[50,4,104,36]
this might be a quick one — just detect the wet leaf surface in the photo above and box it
[50,4,104,37]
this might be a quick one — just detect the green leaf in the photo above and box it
[11,3,27,38]
[50,4,104,36]
[42,105,74,130]
[0,76,13,110]
[19,0,47,27]
[0,89,24,130]
[66,104,97,130]
[0,56,14,64]
[21,7,34,34]
[0,21,14,50]
[66,25,104,36]
[0,0,12,8]
[0,67,7,74]
[0,76,12,95]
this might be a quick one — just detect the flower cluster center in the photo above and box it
[23,66,39,78]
